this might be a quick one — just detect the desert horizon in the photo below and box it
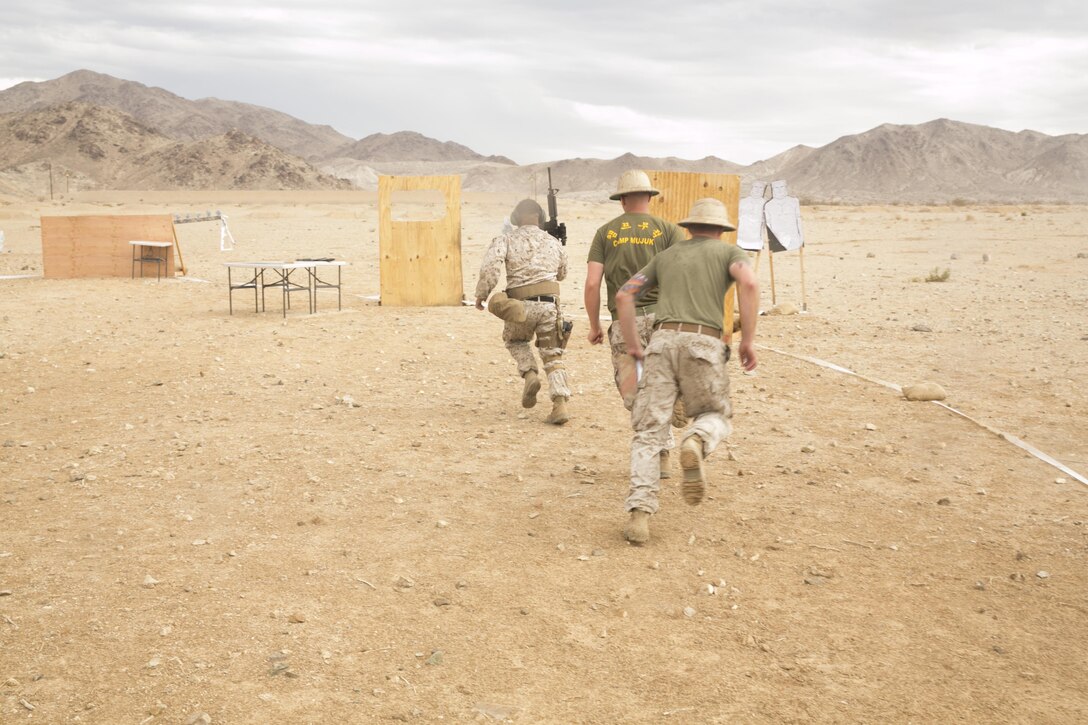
[3,70,1087,205]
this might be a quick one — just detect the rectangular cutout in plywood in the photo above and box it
[646,171,742,341]
[378,175,463,306]
[41,214,176,279]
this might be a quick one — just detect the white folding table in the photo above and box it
[224,260,346,317]
[130,240,173,281]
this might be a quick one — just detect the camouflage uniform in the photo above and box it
[627,330,732,513]
[476,225,570,400]
[623,234,751,515]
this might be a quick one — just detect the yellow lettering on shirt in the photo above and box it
[620,222,632,230]
[638,221,650,230]
[611,236,659,248]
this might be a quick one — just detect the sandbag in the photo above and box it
[902,382,947,401]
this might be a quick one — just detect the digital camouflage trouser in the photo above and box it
[503,300,571,400]
[626,329,733,513]
[608,313,657,411]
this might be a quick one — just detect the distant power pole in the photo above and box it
[48,162,54,200]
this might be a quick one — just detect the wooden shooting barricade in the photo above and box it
[378,175,463,306]
[41,214,178,279]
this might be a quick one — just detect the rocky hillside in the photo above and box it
[764,119,1088,203]
[464,152,744,195]
[0,102,348,191]
[0,69,353,160]
[327,131,514,164]
[2,71,1086,201]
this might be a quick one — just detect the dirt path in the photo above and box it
[1,194,1086,723]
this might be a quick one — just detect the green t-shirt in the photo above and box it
[638,236,750,330]
[587,212,685,318]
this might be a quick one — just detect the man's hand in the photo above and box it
[587,323,604,345]
[628,345,645,361]
[738,340,757,371]
[475,297,485,311]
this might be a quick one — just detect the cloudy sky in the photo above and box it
[1,1,1085,164]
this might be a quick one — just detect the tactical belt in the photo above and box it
[611,304,656,321]
[507,280,560,301]
[524,295,556,303]
[655,321,723,339]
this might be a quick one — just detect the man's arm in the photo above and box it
[556,244,568,282]
[730,259,759,371]
[474,237,506,309]
[614,272,654,360]
[584,261,605,344]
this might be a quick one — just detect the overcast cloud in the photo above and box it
[1,0,1085,163]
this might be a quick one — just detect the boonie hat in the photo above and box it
[609,170,660,201]
[679,198,737,231]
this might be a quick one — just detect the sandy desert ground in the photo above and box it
[1,190,1086,723]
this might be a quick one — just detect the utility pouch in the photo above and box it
[487,292,527,323]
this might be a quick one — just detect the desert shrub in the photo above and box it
[925,267,951,282]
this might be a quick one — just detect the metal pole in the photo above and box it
[799,245,808,311]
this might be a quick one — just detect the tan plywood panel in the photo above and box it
[646,171,742,341]
[378,175,463,306]
[41,215,176,279]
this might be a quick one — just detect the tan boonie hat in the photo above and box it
[679,197,737,231]
[609,170,660,201]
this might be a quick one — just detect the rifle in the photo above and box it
[543,167,567,246]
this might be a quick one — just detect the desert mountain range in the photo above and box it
[1,69,1085,202]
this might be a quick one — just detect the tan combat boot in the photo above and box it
[679,436,705,505]
[545,396,570,425]
[659,449,671,479]
[521,371,540,408]
[624,510,651,544]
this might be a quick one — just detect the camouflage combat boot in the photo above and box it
[679,436,705,505]
[624,510,650,544]
[545,396,569,425]
[521,371,540,408]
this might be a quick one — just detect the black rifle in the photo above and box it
[543,167,567,246]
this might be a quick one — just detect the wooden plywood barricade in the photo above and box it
[41,214,176,279]
[646,171,741,341]
[378,175,463,306]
